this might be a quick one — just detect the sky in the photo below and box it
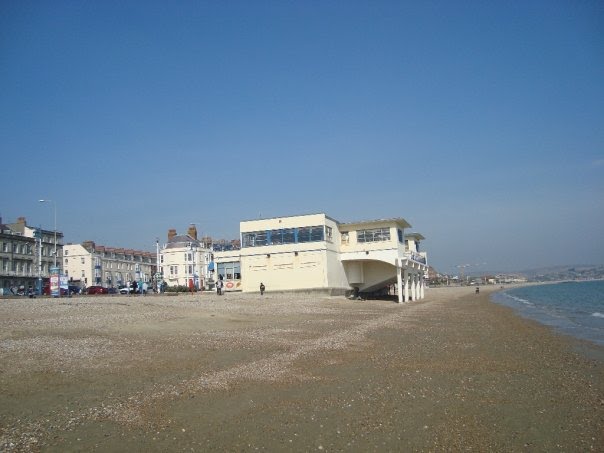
[1,0,603,274]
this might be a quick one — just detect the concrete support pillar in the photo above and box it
[420,273,425,299]
[396,262,403,304]
[403,269,409,302]
[413,273,419,300]
[411,273,417,301]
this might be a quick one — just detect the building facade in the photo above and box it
[63,241,155,289]
[160,225,213,289]
[214,213,428,302]
[1,217,63,294]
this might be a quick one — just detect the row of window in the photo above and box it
[357,228,392,243]
[342,228,404,244]
[1,243,58,255]
[242,226,328,248]
[63,269,148,283]
[242,226,404,247]
[2,260,34,273]
[64,249,151,262]
[165,264,204,276]
[64,257,149,271]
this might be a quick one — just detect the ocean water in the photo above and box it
[491,280,604,346]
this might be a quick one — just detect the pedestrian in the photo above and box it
[142,281,148,295]
[260,282,265,295]
[475,286,480,294]
[131,280,137,295]
[217,279,223,296]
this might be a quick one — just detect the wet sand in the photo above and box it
[1,287,602,451]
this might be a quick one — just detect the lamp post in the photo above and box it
[190,222,203,290]
[190,242,197,290]
[156,238,162,292]
[38,199,57,268]
[36,226,42,295]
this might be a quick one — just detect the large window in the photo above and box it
[217,261,241,280]
[269,230,282,245]
[242,231,267,247]
[268,228,296,245]
[242,226,324,247]
[297,226,324,243]
[357,228,391,243]
[282,228,296,244]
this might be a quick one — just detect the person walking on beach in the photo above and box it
[216,279,223,296]
[131,280,137,295]
[260,282,265,296]
[475,286,480,294]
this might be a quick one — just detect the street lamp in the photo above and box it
[156,238,162,292]
[190,222,204,289]
[38,199,57,268]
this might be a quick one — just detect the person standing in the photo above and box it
[131,280,137,295]
[260,282,265,295]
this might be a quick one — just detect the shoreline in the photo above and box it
[487,280,604,350]
[1,287,602,451]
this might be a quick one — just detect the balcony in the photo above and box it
[404,251,427,265]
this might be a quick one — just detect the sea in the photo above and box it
[491,280,604,346]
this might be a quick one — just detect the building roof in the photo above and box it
[339,217,412,230]
[75,241,154,257]
[240,212,414,230]
[405,232,425,240]
[165,234,201,249]
[240,212,339,224]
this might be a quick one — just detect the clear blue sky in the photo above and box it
[1,0,603,274]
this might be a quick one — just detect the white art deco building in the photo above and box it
[214,213,428,302]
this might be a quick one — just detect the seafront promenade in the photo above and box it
[1,287,602,451]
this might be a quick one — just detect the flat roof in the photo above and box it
[240,212,339,224]
[339,217,412,229]
[240,213,415,231]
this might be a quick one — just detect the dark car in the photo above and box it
[107,287,118,294]
[86,286,108,295]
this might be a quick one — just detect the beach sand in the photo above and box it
[1,287,602,451]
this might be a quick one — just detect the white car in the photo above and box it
[118,286,135,294]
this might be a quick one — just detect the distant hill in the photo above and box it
[517,265,604,281]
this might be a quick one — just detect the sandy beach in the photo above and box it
[1,286,602,451]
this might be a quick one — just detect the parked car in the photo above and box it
[107,287,118,294]
[118,285,136,294]
[87,286,108,295]
[68,285,81,295]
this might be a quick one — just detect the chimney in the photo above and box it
[17,217,27,226]
[168,229,177,241]
[187,224,198,240]
[82,240,96,251]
